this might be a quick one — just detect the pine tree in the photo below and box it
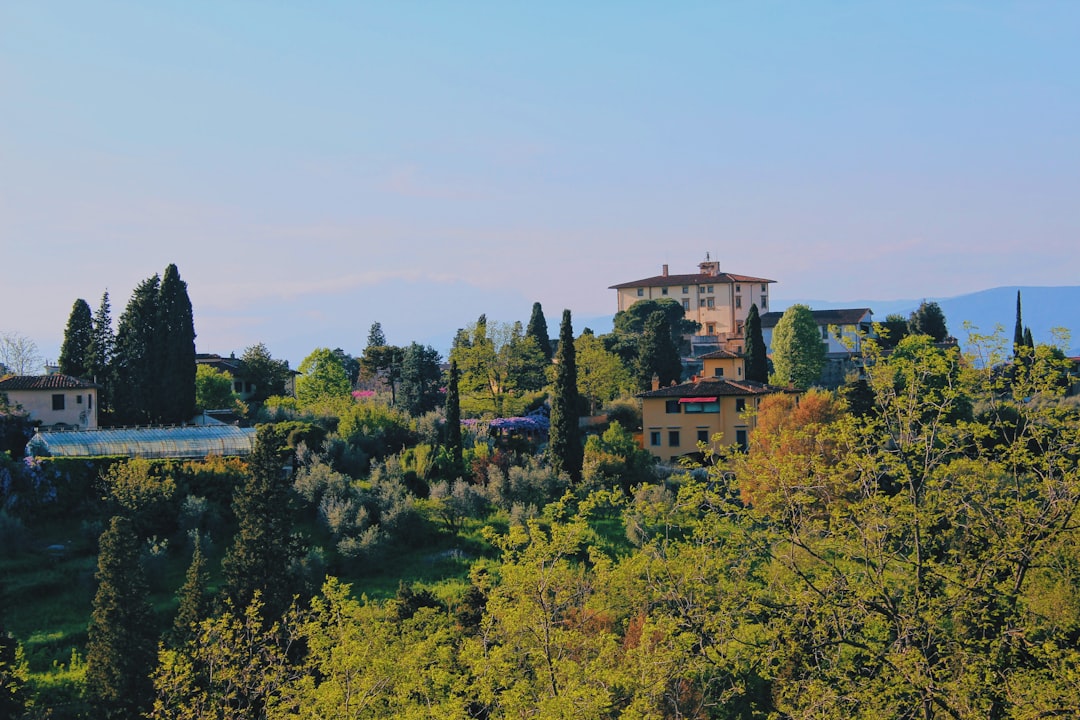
[636,311,682,391]
[526,302,553,361]
[908,300,949,342]
[59,298,94,379]
[170,534,210,646]
[157,263,197,424]
[221,426,296,621]
[744,303,769,383]
[548,310,582,482]
[85,515,156,718]
[111,274,161,425]
[1013,290,1024,350]
[88,291,115,414]
[445,360,463,474]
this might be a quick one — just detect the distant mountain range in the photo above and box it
[775,286,1080,357]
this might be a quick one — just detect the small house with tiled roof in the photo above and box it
[637,373,789,462]
[610,256,775,345]
[0,374,99,430]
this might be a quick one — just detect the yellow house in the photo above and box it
[0,374,100,430]
[700,349,746,381]
[610,257,775,343]
[637,371,787,462]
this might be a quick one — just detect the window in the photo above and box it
[761,295,767,309]
[682,286,689,294]
[707,297,715,308]
[698,286,705,293]
[714,367,724,377]
[682,299,690,310]
[52,394,65,411]
[684,401,720,413]
[697,429,710,444]
[699,299,706,308]
[735,284,741,293]
[668,430,680,447]
[665,400,681,414]
[736,429,748,451]
[706,323,715,334]
[88,394,92,409]
[707,285,714,293]
[821,326,829,339]
[661,287,668,295]
[761,283,767,293]
[649,431,662,446]
[736,398,746,412]
[637,288,644,297]
[734,295,741,309]
[76,394,83,404]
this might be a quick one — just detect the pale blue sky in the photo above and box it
[2,2,1078,367]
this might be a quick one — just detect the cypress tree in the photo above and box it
[526,302,553,361]
[1013,290,1024,350]
[636,311,682,391]
[88,291,115,414]
[548,310,583,482]
[170,533,210,646]
[221,425,296,621]
[744,303,769,383]
[1024,327,1034,349]
[445,360,463,474]
[59,298,94,379]
[85,515,156,718]
[157,263,197,424]
[112,274,161,425]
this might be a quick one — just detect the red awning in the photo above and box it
[679,397,718,403]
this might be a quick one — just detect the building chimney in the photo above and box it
[662,264,669,277]
[651,374,660,391]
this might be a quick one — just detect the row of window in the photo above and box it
[636,284,769,301]
[665,398,746,414]
[52,393,92,411]
[675,296,767,311]
[649,428,748,449]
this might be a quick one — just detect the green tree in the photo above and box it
[444,360,463,473]
[296,347,352,405]
[88,290,116,412]
[220,426,297,621]
[1013,289,1024,350]
[111,273,161,425]
[770,303,824,388]
[526,301,553,361]
[239,343,291,403]
[195,364,238,412]
[876,312,910,350]
[170,534,210,646]
[635,311,682,391]
[604,298,698,370]
[908,299,949,341]
[397,342,443,416]
[59,298,94,379]
[549,310,583,482]
[158,263,197,423]
[359,322,403,404]
[85,515,156,718]
[450,316,543,416]
[744,302,768,383]
[575,330,635,415]
[0,624,30,719]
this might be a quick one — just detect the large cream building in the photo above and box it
[609,257,775,347]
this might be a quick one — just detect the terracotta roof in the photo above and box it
[610,271,776,290]
[698,349,743,360]
[0,374,99,391]
[637,377,786,399]
[759,308,872,329]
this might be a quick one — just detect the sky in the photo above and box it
[2,2,1078,369]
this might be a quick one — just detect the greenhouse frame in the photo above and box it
[27,424,257,459]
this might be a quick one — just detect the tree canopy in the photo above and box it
[59,298,94,379]
[908,299,949,341]
[770,303,825,388]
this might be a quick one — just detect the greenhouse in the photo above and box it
[27,424,257,459]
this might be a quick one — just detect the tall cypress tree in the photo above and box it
[169,534,210,647]
[1013,290,1024,350]
[1024,327,1034,349]
[548,310,582,482]
[744,303,768,383]
[88,291,115,415]
[112,275,160,425]
[526,302,553,361]
[221,426,296,621]
[157,263,197,424]
[59,298,94,379]
[445,360,463,475]
[85,515,156,718]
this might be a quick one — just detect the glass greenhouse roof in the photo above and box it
[28,424,257,459]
